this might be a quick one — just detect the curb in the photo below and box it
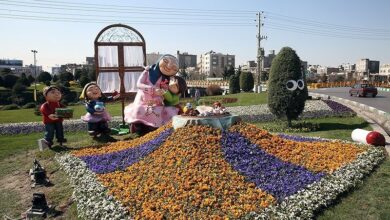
[310,92,390,155]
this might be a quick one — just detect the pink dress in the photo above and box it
[124,69,178,128]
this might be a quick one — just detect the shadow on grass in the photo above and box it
[317,121,370,131]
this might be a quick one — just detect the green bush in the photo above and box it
[1,104,20,110]
[229,75,240,94]
[268,47,308,127]
[22,102,36,109]
[239,72,254,92]
[206,84,223,96]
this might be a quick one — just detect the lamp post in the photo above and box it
[31,50,38,101]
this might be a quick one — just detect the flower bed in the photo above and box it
[57,122,385,219]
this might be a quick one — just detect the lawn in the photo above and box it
[0,92,268,123]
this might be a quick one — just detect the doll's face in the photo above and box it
[45,89,62,102]
[168,83,179,94]
[159,56,178,76]
[86,85,102,100]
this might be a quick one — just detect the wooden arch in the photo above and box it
[94,24,147,125]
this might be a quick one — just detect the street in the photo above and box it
[310,87,390,113]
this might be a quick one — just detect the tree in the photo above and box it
[260,71,269,82]
[37,71,52,83]
[12,82,26,94]
[74,69,83,81]
[0,68,12,75]
[268,47,308,127]
[0,76,3,87]
[88,65,96,81]
[228,65,235,78]
[58,71,73,82]
[27,75,35,84]
[17,73,31,87]
[229,74,240,94]
[2,74,19,89]
[52,74,58,82]
[239,71,254,92]
[79,74,90,87]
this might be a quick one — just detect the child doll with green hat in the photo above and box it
[39,86,67,147]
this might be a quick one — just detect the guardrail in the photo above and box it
[308,82,390,89]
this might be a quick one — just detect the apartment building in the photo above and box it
[177,51,197,69]
[199,50,235,77]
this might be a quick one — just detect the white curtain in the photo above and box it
[124,46,144,67]
[97,72,120,93]
[124,71,142,92]
[98,46,118,67]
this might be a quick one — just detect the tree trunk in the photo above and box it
[287,118,292,127]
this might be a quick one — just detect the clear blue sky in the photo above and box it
[1,0,389,71]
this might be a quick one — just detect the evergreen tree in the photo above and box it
[268,47,308,127]
[37,71,52,83]
[27,75,35,84]
[229,74,240,94]
[17,73,31,87]
[52,74,58,82]
[239,71,254,92]
[2,74,19,89]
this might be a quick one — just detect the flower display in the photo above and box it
[221,130,324,201]
[56,121,385,219]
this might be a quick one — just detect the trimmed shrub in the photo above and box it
[268,47,308,127]
[22,102,36,109]
[1,104,20,110]
[239,72,254,92]
[229,75,240,94]
[206,84,223,96]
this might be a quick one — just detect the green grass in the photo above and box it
[0,93,268,123]
[254,116,372,141]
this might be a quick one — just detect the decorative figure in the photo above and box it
[163,76,187,114]
[351,128,386,146]
[29,159,50,187]
[25,192,49,219]
[80,82,120,137]
[124,54,180,134]
[39,86,66,147]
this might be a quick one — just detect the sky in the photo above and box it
[1,0,390,72]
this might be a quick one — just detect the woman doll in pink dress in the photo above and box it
[124,54,179,134]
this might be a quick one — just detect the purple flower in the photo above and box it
[221,131,324,201]
[322,100,355,114]
[79,128,173,174]
[277,134,328,142]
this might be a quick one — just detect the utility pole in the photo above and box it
[31,50,38,101]
[256,12,267,92]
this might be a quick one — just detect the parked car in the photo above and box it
[349,83,377,97]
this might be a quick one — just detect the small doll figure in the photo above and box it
[80,82,120,137]
[212,101,227,115]
[39,86,66,147]
[163,76,187,114]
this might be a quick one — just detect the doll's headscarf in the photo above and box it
[79,82,102,100]
[149,54,178,85]
[43,85,60,97]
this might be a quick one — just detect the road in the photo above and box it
[310,87,390,113]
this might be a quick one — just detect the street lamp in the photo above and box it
[31,50,38,101]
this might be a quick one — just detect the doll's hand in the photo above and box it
[154,88,165,96]
[48,114,58,120]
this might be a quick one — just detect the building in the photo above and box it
[86,57,95,66]
[356,58,380,79]
[241,61,257,74]
[0,59,23,69]
[378,64,390,82]
[199,50,235,77]
[262,50,276,71]
[176,51,197,69]
[317,66,340,75]
[52,66,61,75]
[0,59,43,77]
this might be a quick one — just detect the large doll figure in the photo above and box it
[80,82,119,137]
[124,54,179,133]
[40,86,66,147]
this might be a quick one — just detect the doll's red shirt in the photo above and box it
[40,101,64,124]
